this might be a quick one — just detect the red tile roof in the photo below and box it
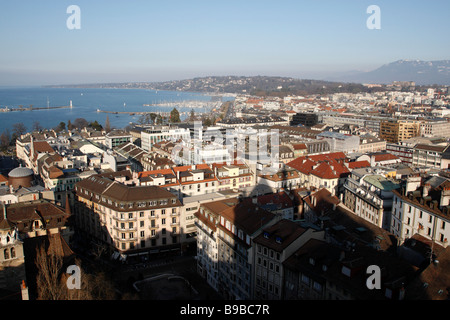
[292,143,307,150]
[288,152,350,179]
[373,153,399,162]
[347,161,371,169]
[0,174,8,183]
[138,169,174,178]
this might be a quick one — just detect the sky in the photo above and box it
[0,0,449,86]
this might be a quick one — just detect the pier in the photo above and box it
[96,109,170,117]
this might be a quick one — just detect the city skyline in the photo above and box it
[0,0,449,86]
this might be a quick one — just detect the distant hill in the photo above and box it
[332,60,450,86]
[47,76,385,96]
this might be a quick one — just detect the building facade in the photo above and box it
[74,173,184,257]
[379,120,420,143]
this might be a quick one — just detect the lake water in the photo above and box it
[0,87,231,133]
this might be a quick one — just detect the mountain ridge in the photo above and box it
[328,59,450,85]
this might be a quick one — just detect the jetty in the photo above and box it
[97,109,170,117]
[2,105,72,112]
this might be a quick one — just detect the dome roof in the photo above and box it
[8,166,34,178]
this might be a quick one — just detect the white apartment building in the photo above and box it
[420,120,450,138]
[141,126,190,152]
[317,131,360,154]
[411,144,450,169]
[343,169,401,230]
[195,198,279,300]
[391,176,450,247]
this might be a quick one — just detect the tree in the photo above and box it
[73,118,88,129]
[12,122,27,139]
[105,116,111,133]
[0,131,10,149]
[90,120,103,131]
[156,114,163,125]
[203,117,212,127]
[35,245,65,300]
[150,113,157,124]
[189,108,195,121]
[56,122,66,132]
[34,244,117,300]
[67,120,74,131]
[170,108,180,123]
[32,120,43,132]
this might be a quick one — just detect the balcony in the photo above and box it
[113,215,137,222]
[114,235,137,242]
[149,224,159,230]
[113,225,137,232]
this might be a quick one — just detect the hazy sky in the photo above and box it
[0,0,449,85]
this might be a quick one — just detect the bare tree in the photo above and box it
[0,130,10,148]
[35,244,117,300]
[35,245,65,300]
[105,115,111,133]
[12,122,27,139]
[32,120,43,132]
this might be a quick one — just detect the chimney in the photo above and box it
[422,184,431,198]
[2,202,6,220]
[30,135,35,158]
[65,193,71,215]
[21,280,29,300]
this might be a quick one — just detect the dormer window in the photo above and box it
[263,232,270,239]
[275,236,282,244]
[309,257,315,266]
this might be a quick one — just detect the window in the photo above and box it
[301,274,309,284]
[313,281,322,292]
[3,249,9,260]
[162,218,166,225]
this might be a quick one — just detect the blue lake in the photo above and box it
[0,87,230,133]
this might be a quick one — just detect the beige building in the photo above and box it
[358,136,386,154]
[0,205,25,295]
[379,120,420,143]
[74,172,184,257]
